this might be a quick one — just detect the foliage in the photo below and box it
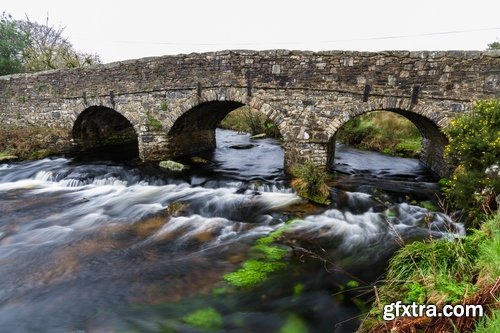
[362,214,500,331]
[219,106,281,138]
[443,99,500,225]
[0,12,29,75]
[336,111,422,158]
[182,307,223,331]
[381,232,484,304]
[476,214,500,285]
[290,160,330,205]
[0,12,100,75]
[487,41,500,50]
[16,16,100,72]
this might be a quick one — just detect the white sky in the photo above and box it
[3,0,500,63]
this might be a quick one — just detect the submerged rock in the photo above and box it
[191,156,209,164]
[159,160,186,171]
[250,133,266,139]
[229,144,256,150]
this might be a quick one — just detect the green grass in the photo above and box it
[473,310,500,333]
[336,111,422,158]
[361,214,500,331]
[290,160,331,205]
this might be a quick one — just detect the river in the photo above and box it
[0,129,463,333]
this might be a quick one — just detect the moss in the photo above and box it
[346,280,360,288]
[224,259,286,288]
[418,200,438,211]
[252,243,288,261]
[182,307,222,331]
[17,95,27,103]
[224,221,296,289]
[160,100,168,111]
[293,283,304,297]
[146,112,163,131]
[280,314,308,333]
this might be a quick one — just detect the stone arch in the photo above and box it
[163,88,289,158]
[326,97,451,176]
[72,105,139,157]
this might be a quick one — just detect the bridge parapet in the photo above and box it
[0,50,499,176]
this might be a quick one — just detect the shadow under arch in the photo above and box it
[327,108,450,176]
[72,106,139,159]
[165,100,284,158]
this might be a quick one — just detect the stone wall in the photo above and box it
[0,50,499,176]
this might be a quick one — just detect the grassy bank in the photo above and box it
[219,106,281,138]
[360,214,500,333]
[359,100,500,333]
[0,125,70,160]
[336,112,422,158]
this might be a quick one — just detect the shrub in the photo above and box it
[443,99,500,225]
[290,159,330,205]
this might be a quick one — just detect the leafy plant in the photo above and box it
[443,99,500,225]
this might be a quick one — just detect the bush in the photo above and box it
[290,160,330,205]
[443,99,500,225]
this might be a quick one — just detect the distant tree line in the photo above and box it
[0,12,100,76]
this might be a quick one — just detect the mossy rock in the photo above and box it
[159,160,186,171]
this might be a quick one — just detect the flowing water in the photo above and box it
[0,129,463,333]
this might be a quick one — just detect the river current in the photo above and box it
[0,129,463,333]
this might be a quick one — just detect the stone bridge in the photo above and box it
[1,50,499,176]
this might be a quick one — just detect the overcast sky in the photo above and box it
[3,0,500,63]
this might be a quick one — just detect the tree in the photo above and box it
[16,16,100,72]
[487,40,500,50]
[0,12,28,75]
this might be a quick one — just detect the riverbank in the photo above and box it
[359,214,500,333]
[336,112,422,158]
[0,125,70,160]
